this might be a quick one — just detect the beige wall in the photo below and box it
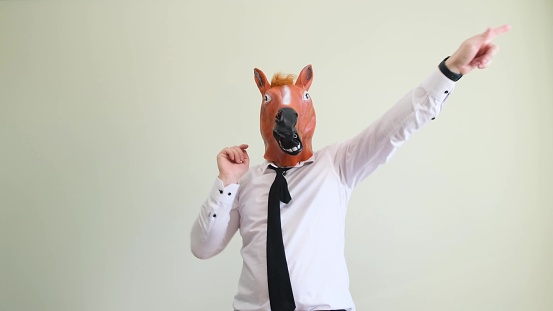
[1,1,552,310]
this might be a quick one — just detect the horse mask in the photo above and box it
[254,64,316,167]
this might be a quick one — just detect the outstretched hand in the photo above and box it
[446,25,511,75]
[217,144,250,186]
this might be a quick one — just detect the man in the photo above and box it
[191,25,510,311]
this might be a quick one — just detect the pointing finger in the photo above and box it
[493,24,511,36]
[484,24,511,43]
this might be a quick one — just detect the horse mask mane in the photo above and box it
[254,64,316,167]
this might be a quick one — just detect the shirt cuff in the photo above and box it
[210,178,240,205]
[421,69,457,103]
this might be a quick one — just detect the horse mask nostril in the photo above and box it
[275,111,282,123]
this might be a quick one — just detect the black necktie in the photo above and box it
[267,166,295,311]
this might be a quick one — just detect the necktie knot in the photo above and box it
[270,166,290,175]
[269,166,292,204]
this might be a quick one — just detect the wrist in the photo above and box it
[439,56,463,82]
[444,57,461,74]
[218,174,240,186]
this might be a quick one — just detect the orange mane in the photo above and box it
[271,73,296,87]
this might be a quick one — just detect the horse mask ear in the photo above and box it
[254,68,270,94]
[295,64,313,91]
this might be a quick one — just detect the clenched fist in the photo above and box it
[217,144,250,186]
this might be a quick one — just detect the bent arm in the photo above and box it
[335,68,456,188]
[190,178,240,259]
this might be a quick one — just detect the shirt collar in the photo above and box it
[261,154,316,174]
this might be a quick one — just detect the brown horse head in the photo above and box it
[254,65,316,167]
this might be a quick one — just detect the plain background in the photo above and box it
[1,1,552,310]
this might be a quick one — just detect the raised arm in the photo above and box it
[334,25,510,188]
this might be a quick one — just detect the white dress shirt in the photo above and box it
[191,69,456,311]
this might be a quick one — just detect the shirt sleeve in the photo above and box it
[334,68,456,188]
[190,178,240,259]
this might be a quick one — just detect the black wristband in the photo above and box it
[439,56,463,82]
